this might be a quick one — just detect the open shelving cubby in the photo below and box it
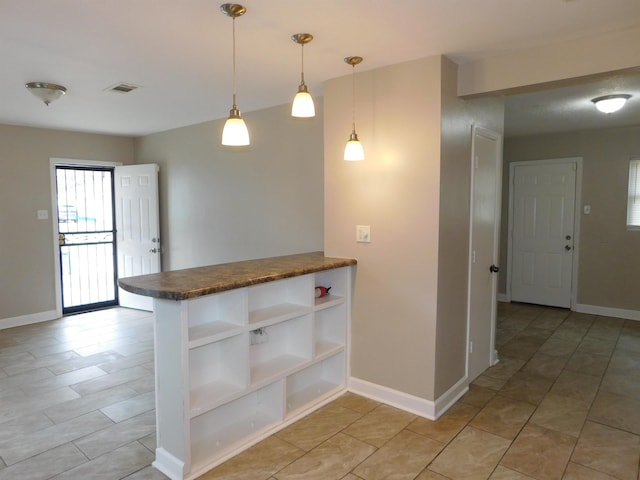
[248,274,313,328]
[187,289,246,349]
[249,313,313,387]
[285,351,345,416]
[314,268,347,309]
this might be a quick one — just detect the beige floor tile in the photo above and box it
[407,402,479,444]
[483,357,526,382]
[52,441,154,480]
[607,349,640,372]
[499,371,552,405]
[200,436,304,480]
[74,410,156,459]
[521,353,568,380]
[501,424,575,480]
[100,391,155,423]
[588,390,640,435]
[600,370,640,400]
[469,395,535,440]
[352,430,443,480]
[563,350,610,378]
[123,465,171,479]
[577,336,617,356]
[549,370,600,403]
[428,426,511,480]
[0,410,114,465]
[275,403,362,451]
[616,333,640,354]
[70,366,152,396]
[415,470,450,480]
[472,374,507,391]
[571,421,640,480]
[563,462,618,480]
[0,443,87,480]
[274,433,375,480]
[459,384,496,408]
[489,465,535,479]
[342,404,416,448]
[498,338,541,361]
[529,393,589,437]
[330,392,380,414]
[536,337,579,358]
[43,384,137,423]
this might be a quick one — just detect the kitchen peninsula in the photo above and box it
[119,252,356,480]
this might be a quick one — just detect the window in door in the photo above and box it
[627,157,640,231]
[56,166,119,314]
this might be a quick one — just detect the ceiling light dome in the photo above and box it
[25,82,66,106]
[591,94,631,114]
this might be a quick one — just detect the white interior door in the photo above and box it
[468,127,502,380]
[115,164,161,311]
[509,161,577,308]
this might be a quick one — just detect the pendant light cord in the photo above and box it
[232,17,237,108]
[351,64,356,132]
[300,44,305,85]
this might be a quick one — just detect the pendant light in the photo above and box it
[344,56,364,161]
[291,33,315,118]
[221,3,249,146]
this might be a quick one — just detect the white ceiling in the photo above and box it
[2,0,640,138]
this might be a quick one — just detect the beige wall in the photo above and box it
[436,59,504,397]
[134,102,324,270]
[324,56,503,402]
[0,125,134,321]
[458,26,640,97]
[500,126,640,311]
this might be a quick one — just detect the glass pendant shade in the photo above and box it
[222,111,249,146]
[592,94,631,114]
[344,130,364,161]
[291,33,315,118]
[292,88,315,117]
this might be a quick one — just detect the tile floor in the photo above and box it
[0,303,639,479]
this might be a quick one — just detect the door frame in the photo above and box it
[466,125,502,378]
[505,157,583,308]
[49,158,122,318]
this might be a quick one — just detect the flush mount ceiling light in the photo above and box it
[25,82,66,106]
[591,94,631,114]
[221,3,250,146]
[343,56,364,161]
[291,33,315,118]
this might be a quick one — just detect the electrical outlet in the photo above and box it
[356,225,371,243]
[37,210,48,220]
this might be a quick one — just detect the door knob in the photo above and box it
[150,248,159,253]
[489,264,500,273]
[565,245,572,251]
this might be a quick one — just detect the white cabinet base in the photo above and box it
[151,265,352,480]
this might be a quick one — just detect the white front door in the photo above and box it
[468,127,502,380]
[509,161,577,308]
[115,164,161,311]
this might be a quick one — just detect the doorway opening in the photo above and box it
[55,165,118,314]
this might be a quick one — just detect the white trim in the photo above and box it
[348,376,469,421]
[467,126,503,381]
[574,304,640,322]
[153,448,185,480]
[506,157,582,308]
[0,310,58,330]
[49,158,123,317]
[348,377,436,419]
[497,293,509,303]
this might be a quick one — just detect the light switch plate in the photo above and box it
[37,209,49,220]
[356,225,371,243]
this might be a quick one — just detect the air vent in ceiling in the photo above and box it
[105,82,140,94]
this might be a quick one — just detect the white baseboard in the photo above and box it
[0,310,59,330]
[497,293,509,303]
[348,376,469,421]
[573,303,640,322]
[153,448,184,480]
